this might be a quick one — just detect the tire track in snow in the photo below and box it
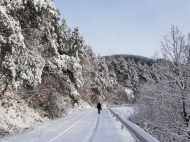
[47,109,93,142]
[81,113,100,142]
[30,110,90,134]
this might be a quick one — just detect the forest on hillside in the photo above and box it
[1,0,190,141]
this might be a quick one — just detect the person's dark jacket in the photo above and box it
[97,103,101,110]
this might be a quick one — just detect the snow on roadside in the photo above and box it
[0,90,49,137]
[109,109,136,142]
[110,106,160,142]
[112,106,134,119]
[67,99,92,115]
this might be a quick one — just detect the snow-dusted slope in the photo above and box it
[1,108,135,142]
[0,90,49,136]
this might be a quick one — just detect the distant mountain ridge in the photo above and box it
[104,54,155,66]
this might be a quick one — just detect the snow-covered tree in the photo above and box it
[0,0,85,119]
[131,25,190,142]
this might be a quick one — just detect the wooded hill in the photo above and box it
[1,1,190,141]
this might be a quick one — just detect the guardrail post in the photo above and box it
[121,123,124,129]
[116,114,119,121]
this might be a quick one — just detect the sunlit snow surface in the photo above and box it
[1,108,135,142]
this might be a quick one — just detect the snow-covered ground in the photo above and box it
[1,108,135,142]
[110,106,160,142]
[0,90,49,136]
[111,106,134,119]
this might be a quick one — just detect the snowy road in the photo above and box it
[1,108,135,142]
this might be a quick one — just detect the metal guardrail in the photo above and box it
[108,107,160,142]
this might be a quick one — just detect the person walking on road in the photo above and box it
[97,102,102,114]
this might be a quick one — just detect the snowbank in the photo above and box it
[0,90,49,137]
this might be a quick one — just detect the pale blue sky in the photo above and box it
[53,0,190,58]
